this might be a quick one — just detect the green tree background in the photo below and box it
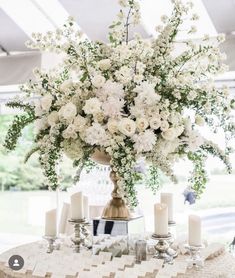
[0,115,75,191]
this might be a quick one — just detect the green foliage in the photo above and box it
[188,151,208,197]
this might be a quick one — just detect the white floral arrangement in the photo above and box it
[4,0,235,207]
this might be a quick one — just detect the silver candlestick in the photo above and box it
[185,244,204,269]
[43,236,58,253]
[69,218,91,253]
[152,233,174,264]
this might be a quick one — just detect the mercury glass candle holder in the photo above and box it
[185,244,204,269]
[69,218,91,253]
[43,236,58,253]
[151,233,174,264]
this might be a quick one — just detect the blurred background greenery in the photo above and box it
[0,115,76,191]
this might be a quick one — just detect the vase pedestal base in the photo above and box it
[101,197,131,220]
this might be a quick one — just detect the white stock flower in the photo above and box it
[59,102,77,122]
[83,97,102,115]
[62,124,77,139]
[92,75,106,88]
[118,118,136,137]
[97,59,111,71]
[48,111,59,126]
[73,115,87,132]
[133,130,156,153]
[41,95,53,111]
[35,117,48,131]
[34,101,43,117]
[186,130,204,151]
[149,117,161,130]
[136,118,149,131]
[115,66,133,85]
[85,123,108,146]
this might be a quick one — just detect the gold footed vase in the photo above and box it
[91,150,131,220]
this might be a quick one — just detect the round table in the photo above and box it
[0,241,235,278]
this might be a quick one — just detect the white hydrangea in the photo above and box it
[133,130,156,153]
[63,139,83,160]
[102,97,124,117]
[162,127,178,141]
[85,123,108,146]
[83,97,102,115]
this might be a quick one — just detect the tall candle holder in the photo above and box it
[152,233,174,264]
[185,244,204,269]
[43,236,58,253]
[69,218,91,253]
[167,221,178,258]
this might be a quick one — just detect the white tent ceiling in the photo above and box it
[0,0,235,98]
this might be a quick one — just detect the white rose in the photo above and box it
[160,120,169,131]
[47,111,59,126]
[60,79,73,91]
[83,97,102,115]
[118,118,136,137]
[149,117,161,130]
[73,115,87,132]
[92,75,106,88]
[98,59,111,71]
[195,115,205,126]
[107,119,119,134]
[162,127,177,141]
[136,118,148,131]
[59,102,77,122]
[40,95,53,111]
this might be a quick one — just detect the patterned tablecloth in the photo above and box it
[0,241,235,278]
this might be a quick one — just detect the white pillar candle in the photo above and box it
[58,202,70,234]
[154,203,168,236]
[45,209,57,237]
[83,195,89,220]
[188,215,202,246]
[70,192,84,220]
[161,193,173,222]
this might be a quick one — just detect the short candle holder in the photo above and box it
[185,244,204,269]
[69,218,91,253]
[152,233,174,264]
[43,236,58,253]
[167,221,178,258]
